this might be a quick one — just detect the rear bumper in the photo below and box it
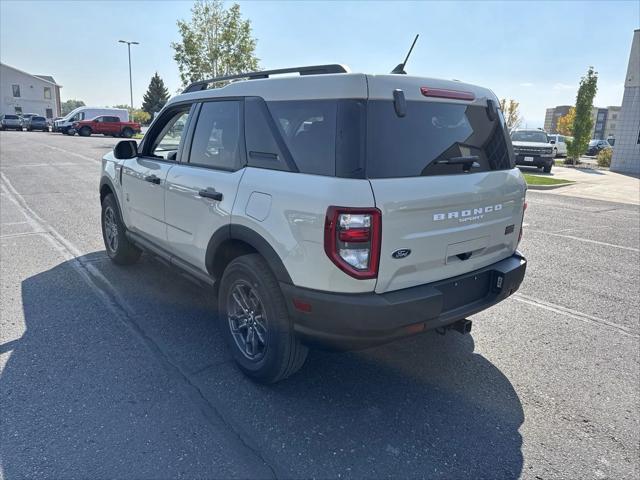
[515,155,553,167]
[281,252,527,350]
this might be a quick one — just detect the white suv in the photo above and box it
[511,129,555,173]
[99,65,527,383]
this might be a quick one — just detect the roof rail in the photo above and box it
[182,64,350,93]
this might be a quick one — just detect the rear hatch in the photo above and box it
[365,75,526,294]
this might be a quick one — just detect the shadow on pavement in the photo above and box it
[1,252,524,479]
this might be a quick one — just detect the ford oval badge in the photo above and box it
[392,248,411,259]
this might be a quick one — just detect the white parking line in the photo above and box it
[0,162,80,168]
[0,221,29,226]
[0,172,134,317]
[0,231,47,240]
[526,228,639,252]
[513,293,638,338]
[40,144,101,164]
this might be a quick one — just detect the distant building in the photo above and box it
[544,105,572,133]
[0,63,62,119]
[544,104,621,140]
[604,106,621,143]
[611,29,640,175]
[592,107,608,140]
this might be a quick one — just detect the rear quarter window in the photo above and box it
[267,100,337,176]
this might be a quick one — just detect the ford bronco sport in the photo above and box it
[99,64,527,383]
[511,128,555,173]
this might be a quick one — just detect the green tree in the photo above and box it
[567,67,598,163]
[142,72,170,118]
[171,0,259,87]
[131,109,151,125]
[111,105,151,125]
[499,98,523,130]
[61,99,85,116]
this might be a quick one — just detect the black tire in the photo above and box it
[121,127,134,138]
[101,194,141,265]
[218,254,308,383]
[543,164,552,173]
[79,126,91,137]
[27,127,32,132]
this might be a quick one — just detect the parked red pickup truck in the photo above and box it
[72,115,141,138]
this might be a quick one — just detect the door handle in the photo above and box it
[198,188,223,201]
[144,174,161,185]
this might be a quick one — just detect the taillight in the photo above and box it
[518,200,527,245]
[324,206,381,279]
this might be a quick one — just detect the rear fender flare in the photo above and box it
[205,225,292,285]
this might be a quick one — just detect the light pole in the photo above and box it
[118,40,139,109]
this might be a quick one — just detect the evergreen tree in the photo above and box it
[142,72,170,119]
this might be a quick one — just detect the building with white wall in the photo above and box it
[611,30,640,175]
[0,63,62,119]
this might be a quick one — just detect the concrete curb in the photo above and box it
[527,182,574,190]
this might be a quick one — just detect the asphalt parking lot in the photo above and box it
[1,130,638,479]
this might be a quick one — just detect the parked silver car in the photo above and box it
[0,114,23,131]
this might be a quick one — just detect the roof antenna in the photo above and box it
[391,34,419,75]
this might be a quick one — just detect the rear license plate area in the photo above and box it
[437,271,491,312]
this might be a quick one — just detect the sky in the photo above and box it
[1,0,637,127]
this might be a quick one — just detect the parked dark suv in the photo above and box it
[586,139,612,156]
[25,116,49,132]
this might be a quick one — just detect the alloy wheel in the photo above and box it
[103,206,119,252]
[227,280,268,361]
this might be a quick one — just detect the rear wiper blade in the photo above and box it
[435,155,480,166]
[434,155,480,172]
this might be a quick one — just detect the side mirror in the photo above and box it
[113,140,138,159]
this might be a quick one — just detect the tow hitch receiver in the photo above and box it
[436,319,473,335]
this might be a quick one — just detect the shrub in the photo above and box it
[597,148,612,168]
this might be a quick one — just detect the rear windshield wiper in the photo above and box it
[435,155,480,172]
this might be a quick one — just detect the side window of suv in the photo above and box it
[147,108,192,161]
[189,101,242,170]
[268,100,337,176]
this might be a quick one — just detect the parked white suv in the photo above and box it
[546,134,569,158]
[511,129,555,173]
[99,65,527,383]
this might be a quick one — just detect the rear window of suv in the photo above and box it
[366,101,514,178]
[261,99,513,179]
[4,115,18,120]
